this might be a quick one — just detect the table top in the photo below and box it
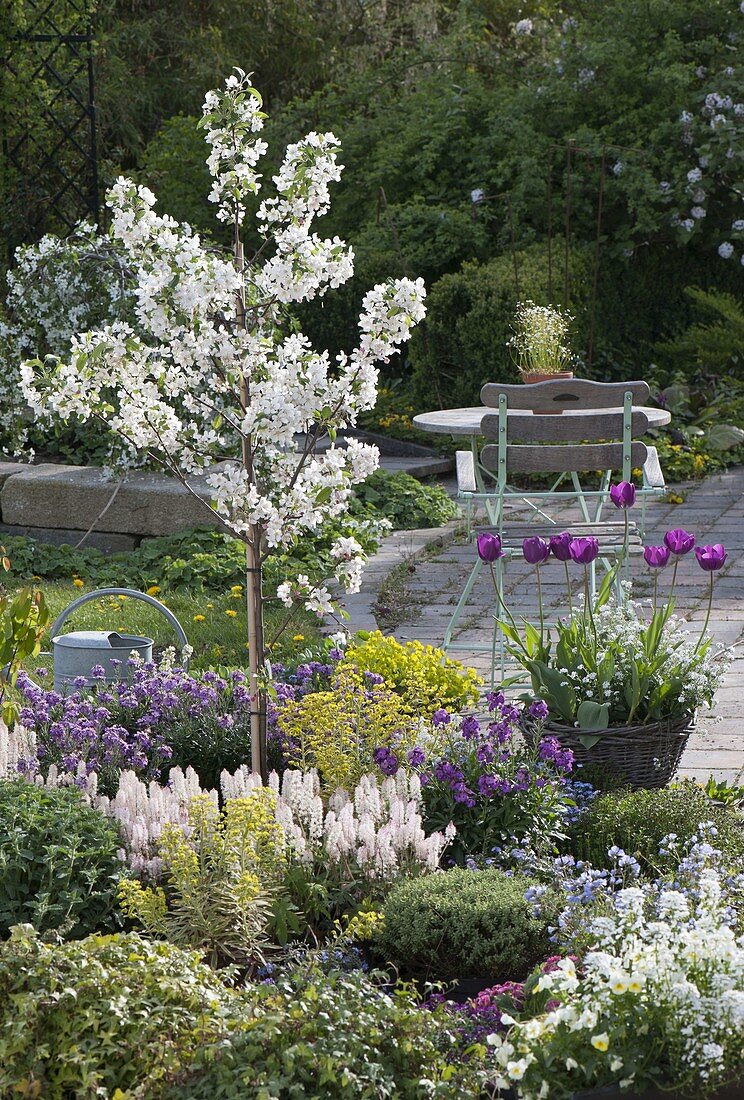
[412,405,671,436]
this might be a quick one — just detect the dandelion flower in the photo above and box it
[73,578,84,588]
[146,585,161,596]
[225,609,237,618]
[292,634,305,642]
[193,614,206,623]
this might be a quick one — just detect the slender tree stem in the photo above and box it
[536,566,545,648]
[564,560,573,617]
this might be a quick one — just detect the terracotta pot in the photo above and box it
[520,370,574,385]
[520,370,574,412]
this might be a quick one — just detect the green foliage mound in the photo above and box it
[0,930,488,1099]
[350,469,457,530]
[567,782,744,875]
[374,867,553,982]
[167,962,488,1099]
[0,781,123,938]
[0,928,234,1098]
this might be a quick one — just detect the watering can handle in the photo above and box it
[49,588,190,665]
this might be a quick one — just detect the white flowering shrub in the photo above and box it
[0,223,133,456]
[669,56,744,263]
[21,71,426,772]
[488,869,744,1097]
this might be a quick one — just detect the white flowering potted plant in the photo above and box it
[476,482,730,788]
[508,300,575,386]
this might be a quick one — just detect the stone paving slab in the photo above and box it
[346,468,744,784]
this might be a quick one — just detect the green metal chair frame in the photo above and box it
[443,378,667,683]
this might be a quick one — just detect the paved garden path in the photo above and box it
[344,468,744,784]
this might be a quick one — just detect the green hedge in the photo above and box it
[409,243,594,409]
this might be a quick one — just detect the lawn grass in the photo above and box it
[20,579,323,675]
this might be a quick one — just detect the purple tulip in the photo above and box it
[549,531,573,561]
[569,536,600,565]
[664,528,696,556]
[695,543,727,572]
[523,536,550,565]
[610,481,636,509]
[644,545,671,568]
[477,532,504,562]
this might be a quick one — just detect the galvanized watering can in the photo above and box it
[50,587,189,694]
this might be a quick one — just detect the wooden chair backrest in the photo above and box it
[480,378,650,413]
[479,382,649,477]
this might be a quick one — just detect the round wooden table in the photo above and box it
[412,405,671,437]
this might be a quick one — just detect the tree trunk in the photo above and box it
[234,236,268,779]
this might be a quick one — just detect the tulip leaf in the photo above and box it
[576,700,609,730]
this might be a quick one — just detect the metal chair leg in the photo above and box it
[443,556,484,650]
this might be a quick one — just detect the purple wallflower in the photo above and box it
[609,481,636,509]
[477,532,504,563]
[460,715,481,740]
[486,691,505,711]
[432,708,452,727]
[695,543,727,571]
[549,532,573,561]
[407,747,426,768]
[644,545,671,568]
[529,700,549,721]
[664,528,696,555]
[373,746,400,776]
[522,536,550,565]
[569,536,599,565]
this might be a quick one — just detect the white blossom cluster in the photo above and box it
[202,69,267,225]
[20,70,427,616]
[672,54,744,262]
[264,767,454,878]
[487,870,744,1097]
[557,595,728,720]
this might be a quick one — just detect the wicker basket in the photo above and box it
[525,716,694,789]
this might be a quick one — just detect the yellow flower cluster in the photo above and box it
[278,666,419,791]
[340,631,481,717]
[118,878,168,933]
[345,909,385,942]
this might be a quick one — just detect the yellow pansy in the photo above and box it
[591,1034,610,1052]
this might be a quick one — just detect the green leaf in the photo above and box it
[576,700,609,730]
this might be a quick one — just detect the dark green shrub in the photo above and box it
[0,927,234,1098]
[373,867,554,982]
[409,243,593,409]
[166,961,490,1099]
[0,781,123,938]
[567,782,744,875]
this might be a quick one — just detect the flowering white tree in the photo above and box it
[22,71,426,776]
